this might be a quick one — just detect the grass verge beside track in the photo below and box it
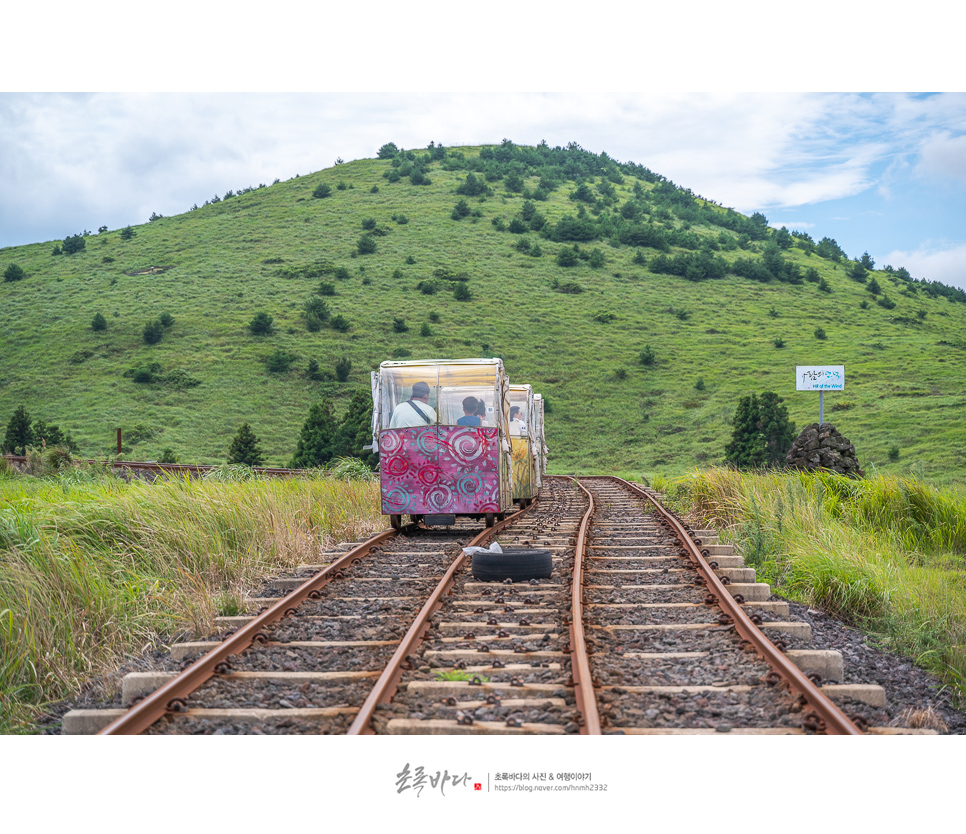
[0,466,381,733]
[668,467,966,702]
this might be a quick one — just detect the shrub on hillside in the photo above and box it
[249,311,274,335]
[357,235,377,255]
[335,356,352,382]
[163,369,202,390]
[126,363,163,384]
[123,363,200,390]
[313,183,332,199]
[264,348,298,373]
[143,319,164,345]
[330,314,351,332]
[639,345,656,366]
[91,312,107,331]
[307,359,331,381]
[304,297,331,331]
[456,173,488,197]
[62,234,86,255]
[453,283,472,301]
[877,294,896,310]
[4,264,25,282]
[557,247,579,267]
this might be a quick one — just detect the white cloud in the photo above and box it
[880,243,966,291]
[769,221,816,230]
[916,132,966,185]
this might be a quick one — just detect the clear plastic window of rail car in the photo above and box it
[508,385,533,437]
[378,360,509,431]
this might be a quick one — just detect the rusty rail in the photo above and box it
[612,477,863,736]
[569,478,601,734]
[346,503,534,735]
[98,528,398,735]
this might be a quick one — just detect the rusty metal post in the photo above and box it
[116,428,122,457]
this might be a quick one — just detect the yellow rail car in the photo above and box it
[508,384,538,507]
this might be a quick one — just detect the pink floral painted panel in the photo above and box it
[380,426,502,515]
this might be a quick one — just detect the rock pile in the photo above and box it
[785,422,864,478]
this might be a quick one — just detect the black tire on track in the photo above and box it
[471,548,553,582]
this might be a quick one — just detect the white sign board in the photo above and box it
[796,365,845,391]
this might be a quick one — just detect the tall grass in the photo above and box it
[671,467,966,699]
[0,470,381,732]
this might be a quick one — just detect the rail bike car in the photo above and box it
[370,359,514,529]
[508,384,539,507]
[533,392,548,488]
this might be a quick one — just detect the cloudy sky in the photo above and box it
[3,11,965,290]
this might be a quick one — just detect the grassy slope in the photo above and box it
[2,145,966,480]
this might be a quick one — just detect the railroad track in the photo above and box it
[62,476,934,735]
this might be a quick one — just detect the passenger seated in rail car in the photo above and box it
[475,399,487,422]
[457,396,482,426]
[509,406,527,436]
[389,381,437,428]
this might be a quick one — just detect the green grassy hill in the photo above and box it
[3,141,966,480]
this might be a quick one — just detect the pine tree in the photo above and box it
[724,394,763,468]
[724,391,795,469]
[227,423,265,466]
[758,391,796,466]
[289,401,338,468]
[329,390,377,466]
[3,405,33,455]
